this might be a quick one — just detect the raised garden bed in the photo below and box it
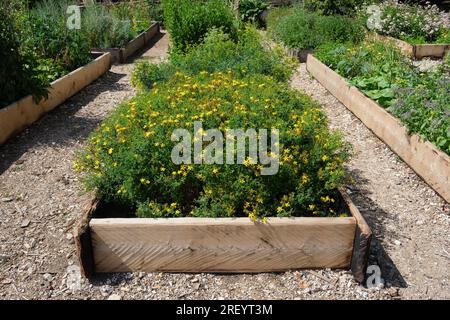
[0,52,111,146]
[75,190,371,283]
[373,34,450,59]
[92,22,159,64]
[307,54,450,203]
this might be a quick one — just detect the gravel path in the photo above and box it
[0,33,448,300]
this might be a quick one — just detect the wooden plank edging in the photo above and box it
[0,52,112,146]
[75,191,371,282]
[372,33,449,59]
[306,54,450,203]
[92,22,160,64]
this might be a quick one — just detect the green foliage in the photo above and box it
[146,0,164,23]
[28,0,91,79]
[272,9,364,50]
[82,1,145,49]
[388,59,450,154]
[76,72,351,218]
[303,0,371,16]
[131,27,297,90]
[0,1,49,108]
[316,40,450,154]
[238,0,269,26]
[162,0,237,52]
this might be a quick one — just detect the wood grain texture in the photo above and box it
[90,216,356,273]
[307,54,450,203]
[0,52,111,145]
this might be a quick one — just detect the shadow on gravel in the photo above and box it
[348,168,407,288]
[0,71,127,175]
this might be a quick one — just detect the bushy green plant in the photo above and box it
[76,72,351,219]
[82,2,137,48]
[272,9,364,50]
[239,0,269,26]
[303,0,371,16]
[110,0,153,34]
[266,6,293,29]
[162,0,237,52]
[28,0,91,78]
[388,58,450,154]
[146,0,164,23]
[0,1,48,108]
[131,27,297,90]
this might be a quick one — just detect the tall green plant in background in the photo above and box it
[132,27,297,89]
[303,0,374,16]
[238,0,269,26]
[0,0,48,108]
[162,0,237,52]
[28,0,91,79]
[82,3,135,48]
[272,9,364,50]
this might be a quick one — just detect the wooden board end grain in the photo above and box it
[341,190,372,283]
[306,54,450,203]
[75,199,99,277]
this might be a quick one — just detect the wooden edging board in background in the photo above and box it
[92,22,159,64]
[372,33,449,59]
[75,190,372,283]
[306,54,450,203]
[0,52,112,146]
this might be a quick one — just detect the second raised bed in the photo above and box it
[307,54,450,203]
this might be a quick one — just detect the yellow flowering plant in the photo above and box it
[75,72,351,219]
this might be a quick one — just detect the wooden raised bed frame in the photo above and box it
[76,191,372,283]
[92,22,159,64]
[307,54,450,203]
[0,52,111,146]
[372,33,449,59]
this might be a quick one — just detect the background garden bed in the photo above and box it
[0,52,111,146]
[373,34,450,59]
[76,191,371,283]
[92,22,159,64]
[307,54,450,203]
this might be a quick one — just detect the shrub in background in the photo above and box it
[76,72,351,219]
[238,0,270,26]
[82,2,144,49]
[131,27,297,90]
[0,1,48,108]
[162,0,237,52]
[303,0,372,16]
[28,0,91,79]
[273,9,364,50]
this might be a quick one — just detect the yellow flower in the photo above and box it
[308,204,315,211]
[108,148,113,155]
